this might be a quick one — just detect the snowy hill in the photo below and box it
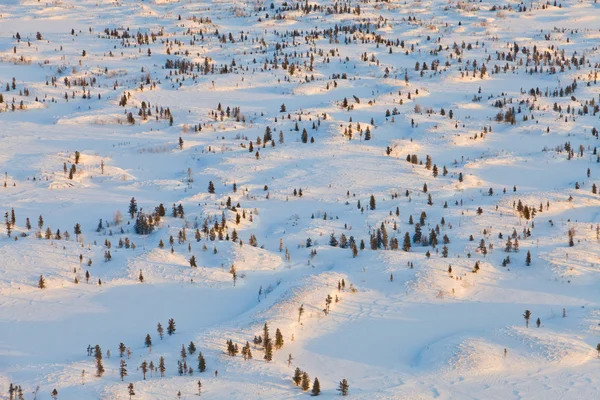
[1,0,600,399]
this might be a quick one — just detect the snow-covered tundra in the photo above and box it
[1,0,600,398]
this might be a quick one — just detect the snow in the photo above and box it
[1,0,600,398]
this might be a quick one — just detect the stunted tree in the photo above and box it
[181,344,187,360]
[5,211,11,238]
[301,372,311,391]
[275,328,284,349]
[128,197,138,219]
[208,181,215,194]
[128,383,135,400]
[525,250,531,266]
[403,232,411,252]
[157,323,164,340]
[293,368,302,386]
[140,361,148,380]
[74,223,82,240]
[119,359,128,381]
[338,379,349,396]
[198,352,206,372]
[312,377,321,396]
[298,304,304,322]
[159,356,166,377]
[145,334,152,348]
[264,339,273,362]
[167,318,176,335]
[188,341,196,355]
[95,345,105,377]
[523,310,532,328]
[37,275,46,289]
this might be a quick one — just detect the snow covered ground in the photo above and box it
[1,0,600,398]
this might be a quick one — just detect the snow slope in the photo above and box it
[1,0,600,399]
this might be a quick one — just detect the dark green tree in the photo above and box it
[140,361,148,380]
[167,318,176,335]
[301,372,311,391]
[523,310,531,328]
[275,328,284,349]
[128,197,138,219]
[338,379,349,396]
[119,359,128,381]
[311,377,321,396]
[198,352,206,372]
[128,383,135,399]
[159,356,166,377]
[188,341,196,355]
[403,232,411,252]
[293,368,302,386]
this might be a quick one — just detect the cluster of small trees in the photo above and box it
[293,367,321,395]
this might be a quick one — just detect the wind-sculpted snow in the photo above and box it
[1,0,600,398]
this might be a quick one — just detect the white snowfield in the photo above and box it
[1,0,600,398]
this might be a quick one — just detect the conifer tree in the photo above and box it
[181,344,187,359]
[74,223,82,239]
[159,356,166,377]
[145,334,152,348]
[128,383,135,399]
[301,372,311,391]
[167,318,176,335]
[128,197,138,219]
[140,361,148,380]
[526,250,531,266]
[311,377,321,396]
[369,195,376,210]
[157,323,164,340]
[298,304,304,322]
[188,341,196,355]
[275,328,284,349]
[523,310,531,328]
[264,339,273,362]
[403,232,411,252]
[5,212,11,238]
[293,368,303,386]
[37,275,46,289]
[338,379,349,396]
[329,233,338,247]
[198,352,206,372]
[95,345,105,377]
[119,359,128,381]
